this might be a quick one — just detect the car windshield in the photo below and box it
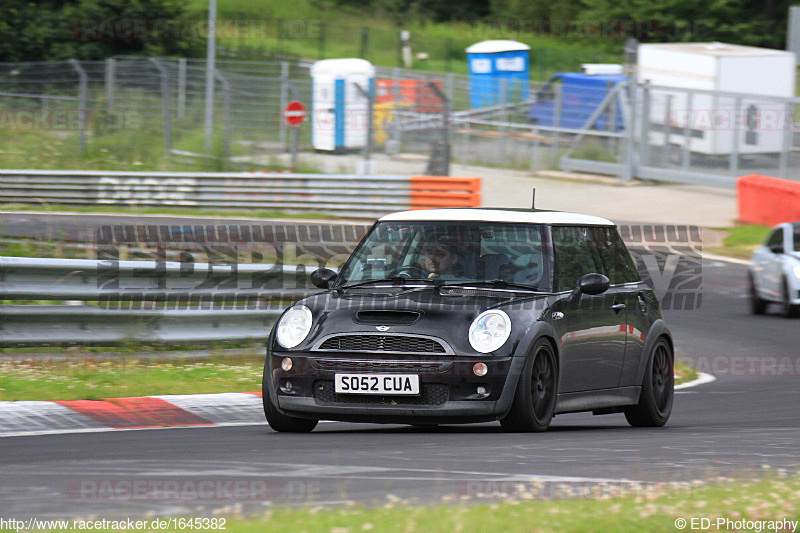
[337,221,553,290]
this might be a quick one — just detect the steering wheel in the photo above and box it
[396,265,430,279]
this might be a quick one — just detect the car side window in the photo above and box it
[591,226,640,284]
[479,225,545,286]
[794,224,800,252]
[766,228,783,252]
[552,226,604,292]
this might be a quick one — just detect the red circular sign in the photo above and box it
[283,100,306,127]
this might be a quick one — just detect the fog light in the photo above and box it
[476,386,487,396]
[473,362,488,376]
[284,380,293,391]
[281,357,293,371]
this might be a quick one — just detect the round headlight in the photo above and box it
[276,305,313,349]
[468,310,511,353]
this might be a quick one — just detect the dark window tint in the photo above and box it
[766,228,783,251]
[591,226,640,284]
[337,221,553,290]
[793,223,800,252]
[552,226,604,292]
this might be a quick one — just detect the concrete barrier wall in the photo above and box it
[737,174,800,226]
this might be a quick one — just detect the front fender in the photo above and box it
[782,258,800,295]
[263,324,286,415]
[493,319,559,417]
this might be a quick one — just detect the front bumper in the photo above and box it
[267,352,522,424]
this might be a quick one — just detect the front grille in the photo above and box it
[317,334,446,354]
[311,358,451,373]
[313,380,449,406]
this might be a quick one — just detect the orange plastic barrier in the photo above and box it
[375,79,444,113]
[409,176,481,209]
[737,174,800,226]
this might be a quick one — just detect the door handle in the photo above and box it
[610,303,626,311]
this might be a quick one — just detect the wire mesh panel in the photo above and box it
[2,57,799,184]
[638,84,800,185]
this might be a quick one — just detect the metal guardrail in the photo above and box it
[0,257,315,300]
[0,171,413,219]
[0,171,483,219]
[0,257,319,347]
[0,305,283,346]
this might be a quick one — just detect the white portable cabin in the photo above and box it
[310,58,375,152]
[638,42,796,155]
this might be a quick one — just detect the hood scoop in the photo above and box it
[354,310,421,325]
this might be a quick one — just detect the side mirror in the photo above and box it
[576,273,610,296]
[310,268,337,289]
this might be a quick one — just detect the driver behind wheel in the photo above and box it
[420,240,459,279]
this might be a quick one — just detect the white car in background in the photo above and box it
[749,222,800,318]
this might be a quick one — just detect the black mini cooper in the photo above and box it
[263,208,674,432]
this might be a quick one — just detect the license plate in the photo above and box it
[334,373,420,395]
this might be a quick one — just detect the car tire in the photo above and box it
[625,337,674,427]
[782,278,800,318]
[749,274,767,315]
[262,367,318,433]
[500,339,557,432]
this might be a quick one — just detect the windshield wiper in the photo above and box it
[336,276,440,291]
[440,279,540,292]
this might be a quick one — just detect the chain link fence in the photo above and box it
[0,58,314,167]
[2,57,800,185]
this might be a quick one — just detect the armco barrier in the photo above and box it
[0,256,317,347]
[409,176,481,209]
[0,170,482,219]
[737,174,800,226]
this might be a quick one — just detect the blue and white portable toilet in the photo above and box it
[311,58,375,152]
[466,40,530,108]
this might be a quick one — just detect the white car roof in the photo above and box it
[380,208,615,226]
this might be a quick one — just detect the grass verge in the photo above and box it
[0,121,319,174]
[0,351,701,402]
[228,473,800,533]
[242,475,800,533]
[0,353,264,402]
[674,359,697,386]
[108,473,800,532]
[710,224,771,260]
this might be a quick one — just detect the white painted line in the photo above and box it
[675,372,717,390]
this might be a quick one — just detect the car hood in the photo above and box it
[284,288,550,356]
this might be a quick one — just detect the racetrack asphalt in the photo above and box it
[2,258,799,518]
[1,162,792,518]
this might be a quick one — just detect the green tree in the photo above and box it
[334,0,490,23]
[0,1,72,62]
[579,0,790,48]
[0,0,196,62]
[491,0,583,23]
